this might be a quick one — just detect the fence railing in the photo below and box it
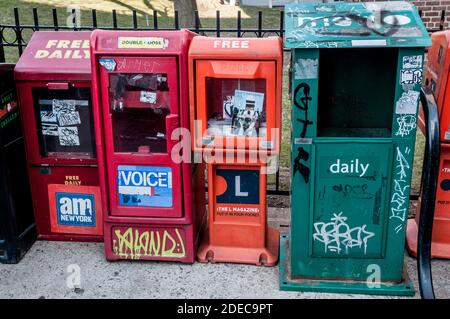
[0,6,444,197]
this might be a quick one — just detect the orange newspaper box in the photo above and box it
[407,30,450,258]
[418,30,450,135]
[188,37,282,155]
[189,37,282,265]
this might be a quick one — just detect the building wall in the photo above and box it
[361,0,448,30]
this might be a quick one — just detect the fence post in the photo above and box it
[14,8,23,57]
[174,10,179,30]
[92,9,98,30]
[132,10,138,29]
[258,11,263,37]
[112,10,118,28]
[153,10,158,30]
[237,10,241,37]
[216,10,220,38]
[0,28,5,63]
[439,9,445,31]
[33,8,39,31]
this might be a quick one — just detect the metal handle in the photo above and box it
[417,86,440,299]
[46,82,69,90]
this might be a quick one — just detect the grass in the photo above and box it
[0,0,284,63]
[0,0,425,194]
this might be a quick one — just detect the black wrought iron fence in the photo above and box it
[0,6,446,197]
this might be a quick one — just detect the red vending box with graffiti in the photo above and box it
[15,31,103,241]
[90,30,206,262]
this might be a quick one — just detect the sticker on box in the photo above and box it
[403,55,423,69]
[58,126,80,146]
[58,111,81,126]
[400,69,422,85]
[395,90,419,114]
[445,132,450,141]
[294,58,318,79]
[40,111,57,124]
[216,169,260,205]
[99,58,116,71]
[140,91,157,104]
[118,37,169,49]
[42,124,59,136]
[294,137,312,145]
[56,192,96,227]
[117,165,173,208]
[53,99,76,114]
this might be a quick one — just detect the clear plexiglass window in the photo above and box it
[109,73,170,154]
[206,78,267,137]
[32,87,95,158]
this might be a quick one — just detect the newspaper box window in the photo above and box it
[189,37,282,154]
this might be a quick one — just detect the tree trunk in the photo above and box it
[173,0,200,29]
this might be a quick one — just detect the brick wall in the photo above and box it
[413,0,448,30]
[351,0,448,30]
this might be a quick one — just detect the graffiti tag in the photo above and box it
[112,227,186,260]
[389,146,411,233]
[294,83,314,138]
[313,212,375,255]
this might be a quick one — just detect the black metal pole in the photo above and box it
[417,86,439,299]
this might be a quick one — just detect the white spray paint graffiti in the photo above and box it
[396,114,417,137]
[390,146,411,233]
[294,58,318,79]
[313,212,375,255]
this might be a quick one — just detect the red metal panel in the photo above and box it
[422,30,450,141]
[105,223,194,262]
[15,31,91,82]
[29,166,102,241]
[408,143,450,258]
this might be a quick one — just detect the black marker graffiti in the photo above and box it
[293,147,310,183]
[332,183,373,199]
[296,10,401,37]
[294,83,314,138]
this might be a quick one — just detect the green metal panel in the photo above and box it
[280,235,415,296]
[285,2,429,295]
[285,1,431,49]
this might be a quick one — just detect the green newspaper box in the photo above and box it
[281,1,430,296]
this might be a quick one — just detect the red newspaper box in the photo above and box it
[407,30,450,258]
[90,30,205,263]
[15,31,103,241]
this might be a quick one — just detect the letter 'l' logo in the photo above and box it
[235,176,248,197]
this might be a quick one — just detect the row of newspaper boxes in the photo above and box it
[2,30,282,264]
[3,1,450,296]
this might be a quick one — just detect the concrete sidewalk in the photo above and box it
[1,208,449,299]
